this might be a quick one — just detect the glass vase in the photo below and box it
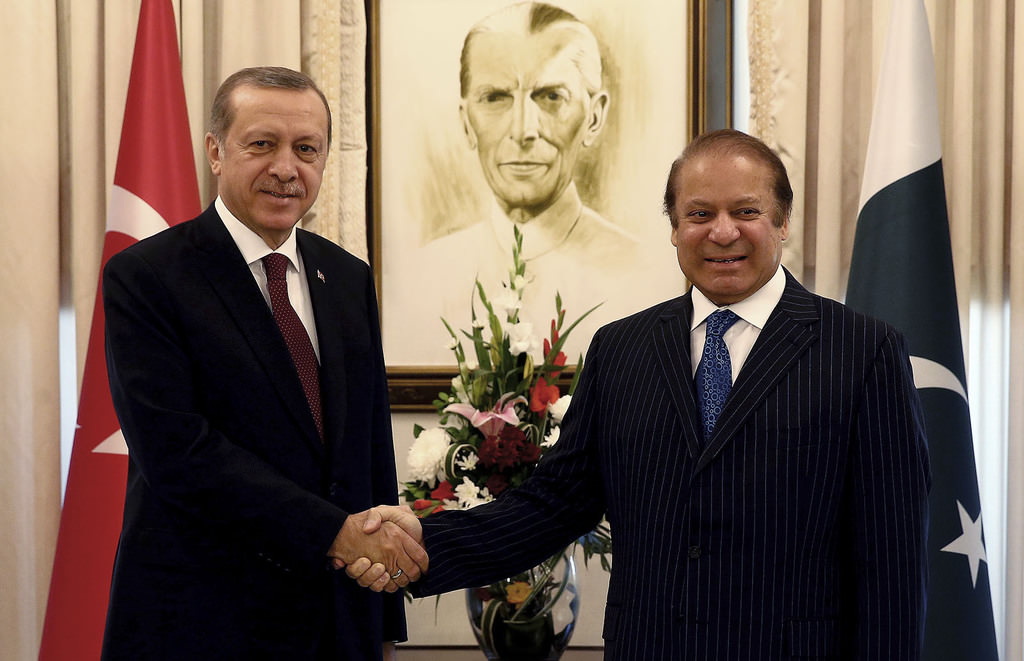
[464,550,579,661]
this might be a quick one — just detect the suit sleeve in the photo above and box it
[849,329,931,659]
[103,248,348,573]
[413,329,609,596]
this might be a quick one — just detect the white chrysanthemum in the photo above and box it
[548,394,572,423]
[455,450,479,471]
[542,426,561,448]
[406,427,450,484]
[454,476,493,509]
[508,321,538,356]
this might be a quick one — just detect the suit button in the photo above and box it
[329,482,339,497]
[688,545,702,559]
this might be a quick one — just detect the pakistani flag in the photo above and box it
[845,0,998,658]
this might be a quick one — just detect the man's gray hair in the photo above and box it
[209,66,332,147]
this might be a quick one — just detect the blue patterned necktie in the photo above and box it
[696,309,740,441]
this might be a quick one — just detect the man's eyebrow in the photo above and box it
[681,194,764,207]
[470,83,513,95]
[532,82,572,95]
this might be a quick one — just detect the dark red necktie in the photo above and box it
[262,253,323,440]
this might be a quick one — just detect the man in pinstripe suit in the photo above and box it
[357,129,931,659]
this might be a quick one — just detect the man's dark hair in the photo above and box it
[209,66,332,147]
[663,129,793,228]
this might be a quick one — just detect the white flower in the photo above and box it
[451,375,470,403]
[454,476,493,509]
[512,274,527,291]
[542,425,561,448]
[508,321,538,356]
[548,394,572,423]
[406,427,450,484]
[492,289,522,321]
[455,450,479,471]
[445,337,459,351]
[471,316,486,329]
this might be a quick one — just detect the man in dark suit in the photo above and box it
[358,129,931,659]
[101,67,426,661]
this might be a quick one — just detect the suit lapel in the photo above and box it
[191,209,325,456]
[652,295,704,459]
[297,231,348,448]
[694,272,820,475]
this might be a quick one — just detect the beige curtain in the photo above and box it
[2,1,364,658]
[0,3,62,659]
[749,0,1024,658]
[12,0,1022,658]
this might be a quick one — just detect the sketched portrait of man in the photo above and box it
[379,0,689,366]
[435,2,637,267]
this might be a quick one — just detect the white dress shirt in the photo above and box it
[689,265,786,381]
[216,197,321,361]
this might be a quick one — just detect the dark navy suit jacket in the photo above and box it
[417,271,930,660]
[101,205,403,660]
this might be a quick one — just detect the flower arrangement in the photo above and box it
[402,227,611,630]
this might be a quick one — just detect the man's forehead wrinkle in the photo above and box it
[468,31,581,93]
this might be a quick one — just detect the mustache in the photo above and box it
[258,181,305,197]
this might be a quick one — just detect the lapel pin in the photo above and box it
[317,269,326,283]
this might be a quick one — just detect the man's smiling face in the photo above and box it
[205,85,328,249]
[670,152,789,306]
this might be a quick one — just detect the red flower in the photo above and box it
[519,442,541,463]
[543,322,568,379]
[413,499,434,511]
[478,438,500,467]
[485,473,509,496]
[480,427,528,471]
[530,376,560,413]
[431,480,455,501]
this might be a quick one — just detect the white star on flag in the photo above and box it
[940,500,987,588]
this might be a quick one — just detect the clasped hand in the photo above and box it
[328,505,427,593]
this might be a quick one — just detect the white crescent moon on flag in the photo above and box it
[106,184,172,242]
[910,355,967,402]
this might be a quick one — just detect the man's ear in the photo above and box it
[582,90,610,147]
[459,102,478,150]
[205,133,223,176]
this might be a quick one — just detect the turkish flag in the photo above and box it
[39,0,199,657]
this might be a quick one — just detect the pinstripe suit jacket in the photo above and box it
[417,271,930,660]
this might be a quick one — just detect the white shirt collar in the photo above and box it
[690,265,787,331]
[215,196,301,270]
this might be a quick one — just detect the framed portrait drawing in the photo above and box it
[370,0,704,408]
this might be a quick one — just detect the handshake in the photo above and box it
[328,505,428,593]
